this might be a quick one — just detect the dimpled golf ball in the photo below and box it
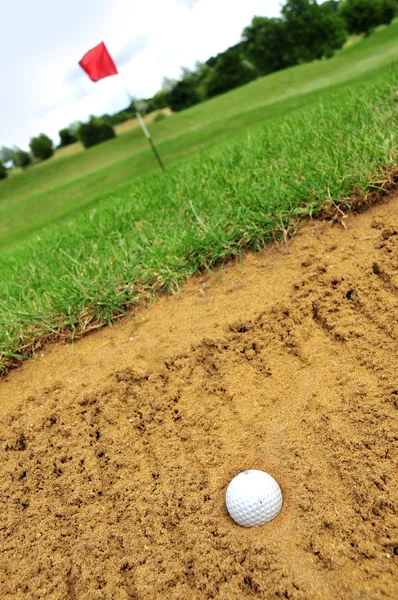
[226,470,283,527]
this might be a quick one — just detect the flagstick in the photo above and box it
[78,43,165,170]
[124,89,165,172]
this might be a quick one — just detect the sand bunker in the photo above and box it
[1,194,397,599]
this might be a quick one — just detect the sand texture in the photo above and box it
[1,195,397,599]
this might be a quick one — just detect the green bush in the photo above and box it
[378,0,397,24]
[167,78,201,112]
[13,148,31,169]
[108,110,132,126]
[59,128,78,147]
[145,90,169,113]
[98,111,133,126]
[29,134,54,161]
[340,0,396,35]
[242,17,290,75]
[282,0,348,63]
[204,45,256,98]
[77,118,116,149]
[242,1,347,77]
[322,0,342,12]
[0,163,7,180]
[153,111,168,122]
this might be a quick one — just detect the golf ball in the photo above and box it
[226,470,283,527]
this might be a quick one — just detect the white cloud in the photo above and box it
[0,0,282,149]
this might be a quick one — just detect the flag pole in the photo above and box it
[78,42,165,172]
[124,89,165,172]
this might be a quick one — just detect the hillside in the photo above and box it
[0,21,397,247]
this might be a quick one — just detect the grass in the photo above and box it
[0,65,397,373]
[1,20,398,248]
[25,108,173,165]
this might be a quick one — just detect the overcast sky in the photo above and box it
[1,0,285,149]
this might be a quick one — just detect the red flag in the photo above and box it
[79,42,118,82]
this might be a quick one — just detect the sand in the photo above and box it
[1,193,397,599]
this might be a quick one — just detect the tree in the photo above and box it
[378,0,397,25]
[167,76,201,112]
[103,110,131,126]
[29,133,54,160]
[242,17,290,75]
[242,2,347,77]
[77,118,116,149]
[321,0,342,11]
[161,77,178,93]
[13,148,31,169]
[203,45,256,98]
[59,128,78,147]
[281,0,347,64]
[340,0,396,36]
[68,121,81,136]
[0,146,15,167]
[0,162,7,180]
[145,89,170,113]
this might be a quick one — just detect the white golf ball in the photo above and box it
[226,470,283,527]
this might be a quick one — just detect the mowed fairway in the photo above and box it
[1,21,398,247]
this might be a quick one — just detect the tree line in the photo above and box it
[1,0,397,180]
[162,0,397,112]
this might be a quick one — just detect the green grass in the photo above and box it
[0,65,397,373]
[1,21,398,247]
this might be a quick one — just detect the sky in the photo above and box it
[1,0,284,149]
